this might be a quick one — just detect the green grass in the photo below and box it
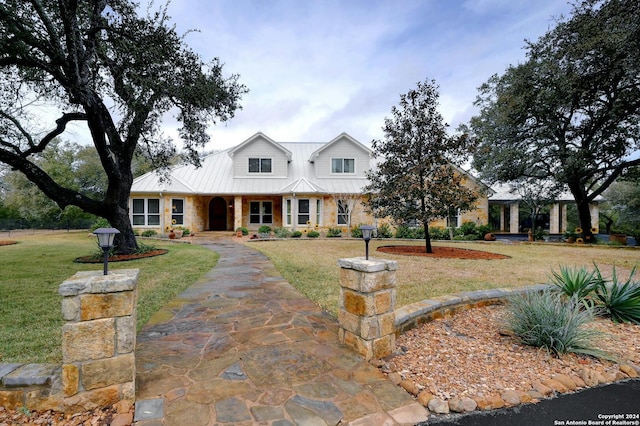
[246,239,640,316]
[0,232,216,363]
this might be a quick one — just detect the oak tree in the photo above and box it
[0,0,247,252]
[469,0,640,242]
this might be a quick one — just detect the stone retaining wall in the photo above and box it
[0,269,138,413]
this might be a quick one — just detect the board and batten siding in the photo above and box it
[232,137,289,178]
[313,137,371,178]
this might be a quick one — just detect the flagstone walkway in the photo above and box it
[134,233,428,425]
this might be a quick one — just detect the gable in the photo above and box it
[309,133,372,178]
[228,133,291,178]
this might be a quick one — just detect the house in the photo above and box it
[129,132,490,234]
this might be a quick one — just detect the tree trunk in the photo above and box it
[424,222,433,253]
[107,206,138,254]
[576,199,596,243]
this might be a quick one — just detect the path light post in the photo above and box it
[359,225,376,260]
[93,227,120,275]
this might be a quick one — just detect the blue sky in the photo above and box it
[156,0,574,150]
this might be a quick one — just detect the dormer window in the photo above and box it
[331,158,355,174]
[249,158,272,173]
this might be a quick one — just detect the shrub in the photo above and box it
[351,225,363,238]
[89,217,111,232]
[291,231,302,238]
[429,226,448,240]
[326,227,342,237]
[236,227,249,236]
[307,230,320,238]
[377,223,393,238]
[273,227,291,238]
[504,290,608,358]
[141,230,157,237]
[258,225,272,234]
[594,265,640,324]
[395,225,415,239]
[549,265,598,300]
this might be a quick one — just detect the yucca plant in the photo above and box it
[549,265,598,300]
[504,290,609,359]
[593,264,640,324]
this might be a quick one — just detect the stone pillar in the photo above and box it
[59,269,138,413]
[337,257,397,360]
[499,204,505,232]
[234,196,243,230]
[509,202,519,233]
[561,204,568,233]
[549,203,561,234]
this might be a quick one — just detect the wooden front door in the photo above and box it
[209,197,228,230]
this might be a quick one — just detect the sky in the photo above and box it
[149,0,575,150]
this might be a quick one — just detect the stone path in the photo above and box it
[134,234,428,425]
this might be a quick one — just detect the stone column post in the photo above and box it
[337,257,397,360]
[59,269,138,413]
[550,203,561,234]
[509,202,519,233]
[234,196,243,231]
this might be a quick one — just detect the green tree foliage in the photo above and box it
[3,140,104,225]
[601,166,640,236]
[365,79,478,253]
[0,0,247,252]
[468,0,640,243]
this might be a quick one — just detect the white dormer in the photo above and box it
[228,132,292,178]
[308,133,372,178]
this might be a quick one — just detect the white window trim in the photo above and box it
[248,157,274,174]
[330,157,356,175]
[131,198,162,227]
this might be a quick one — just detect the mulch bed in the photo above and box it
[74,249,168,263]
[0,241,18,246]
[377,245,510,260]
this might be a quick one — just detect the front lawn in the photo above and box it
[246,239,640,316]
[0,232,217,363]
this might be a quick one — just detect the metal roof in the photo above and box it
[131,142,370,196]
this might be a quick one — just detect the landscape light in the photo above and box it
[359,225,376,260]
[93,227,120,275]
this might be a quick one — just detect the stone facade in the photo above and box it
[59,269,138,413]
[337,257,398,360]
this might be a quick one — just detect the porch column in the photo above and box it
[509,202,519,233]
[499,205,505,231]
[561,204,568,233]
[589,203,599,234]
[549,203,561,234]
[233,196,242,230]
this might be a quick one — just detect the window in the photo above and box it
[249,158,272,173]
[337,200,349,225]
[316,199,322,225]
[171,199,184,225]
[447,208,460,228]
[132,198,160,226]
[297,199,310,225]
[250,201,273,224]
[286,199,292,225]
[331,158,355,174]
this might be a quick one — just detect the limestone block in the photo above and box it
[25,388,64,412]
[340,329,373,360]
[61,296,80,321]
[337,310,360,335]
[378,312,395,336]
[339,268,362,291]
[62,364,80,397]
[359,316,381,339]
[121,381,136,401]
[372,335,394,359]
[63,384,120,414]
[343,289,368,315]
[0,389,24,410]
[62,318,115,363]
[360,271,395,293]
[81,354,135,390]
[80,292,134,321]
[374,290,392,314]
[116,316,136,354]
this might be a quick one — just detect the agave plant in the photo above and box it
[549,265,598,301]
[593,264,640,324]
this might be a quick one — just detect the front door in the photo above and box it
[209,197,228,230]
